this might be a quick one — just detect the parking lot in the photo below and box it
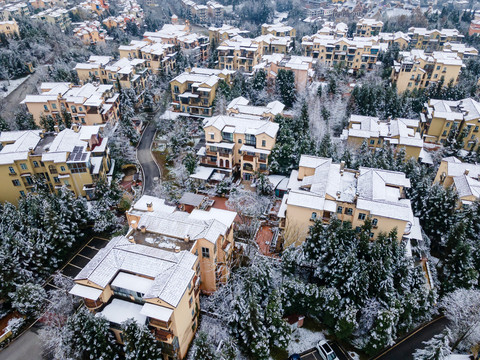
[43,237,109,292]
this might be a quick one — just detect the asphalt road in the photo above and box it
[137,122,160,195]
[371,316,449,360]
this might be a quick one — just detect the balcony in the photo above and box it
[84,298,104,310]
[243,155,254,162]
[152,327,174,342]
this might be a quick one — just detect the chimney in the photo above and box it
[174,246,181,253]
[28,147,34,155]
[130,220,137,229]
[72,123,79,132]
[336,191,341,198]
[140,225,146,233]
[464,169,470,176]
[184,235,190,243]
[340,160,345,171]
[146,202,153,212]
[53,125,59,133]
[128,235,135,243]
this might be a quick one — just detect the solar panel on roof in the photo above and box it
[68,146,88,162]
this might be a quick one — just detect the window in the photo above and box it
[44,105,48,111]
[259,163,267,170]
[345,208,353,215]
[60,166,66,172]
[370,232,374,238]
[12,180,20,186]
[78,107,83,112]
[446,122,450,127]
[53,177,60,183]
[369,139,375,145]
[201,247,210,258]
[196,263,200,274]
[261,140,266,147]
[68,163,87,173]
[372,218,378,227]
[20,163,27,170]
[189,296,193,307]
[8,166,15,174]
[191,309,195,317]
[33,161,39,168]
[311,212,317,220]
[238,139,242,144]
[355,226,361,232]
[442,130,447,136]
[25,176,34,186]
[49,165,57,174]
[358,213,366,220]
[210,133,214,140]
[20,191,25,197]
[51,103,57,109]
[337,206,343,214]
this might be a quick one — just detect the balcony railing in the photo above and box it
[152,328,173,342]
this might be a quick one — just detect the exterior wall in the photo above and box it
[346,136,421,159]
[0,20,19,36]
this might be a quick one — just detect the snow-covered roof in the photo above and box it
[227,96,285,118]
[74,236,196,307]
[203,115,279,138]
[97,298,146,325]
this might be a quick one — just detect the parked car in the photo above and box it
[316,340,339,360]
[288,354,301,360]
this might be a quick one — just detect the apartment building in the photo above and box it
[125,194,236,293]
[302,34,387,73]
[378,31,410,49]
[443,42,479,59]
[341,115,424,159]
[408,27,464,51]
[78,0,107,16]
[75,56,148,102]
[316,21,348,38]
[119,40,177,75]
[227,96,284,120]
[0,125,111,204]
[206,0,223,21]
[199,112,279,180]
[256,33,293,55]
[31,7,71,31]
[434,156,480,206]
[391,49,463,93]
[143,22,209,63]
[278,155,421,246]
[72,21,106,45]
[421,98,480,151]
[0,2,30,20]
[254,54,315,92]
[170,67,234,117]
[208,24,248,44]
[181,0,224,23]
[21,82,120,127]
[0,19,18,36]
[261,23,296,38]
[355,18,383,36]
[70,235,199,360]
[217,36,262,74]
[29,0,67,10]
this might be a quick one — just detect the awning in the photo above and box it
[240,145,271,155]
[222,125,235,133]
[207,142,235,150]
[140,303,173,322]
[69,284,103,300]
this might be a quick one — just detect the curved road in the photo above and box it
[137,121,160,195]
[371,316,449,360]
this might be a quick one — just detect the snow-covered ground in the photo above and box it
[0,75,30,98]
[286,324,325,355]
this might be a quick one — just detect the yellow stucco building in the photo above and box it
[170,67,234,117]
[391,49,463,93]
[0,20,19,36]
[341,115,424,159]
[21,82,120,127]
[355,18,384,37]
[0,125,111,204]
[278,155,422,247]
[408,27,464,51]
[433,156,480,206]
[199,106,280,180]
[421,98,480,151]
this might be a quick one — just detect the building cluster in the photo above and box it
[102,0,143,31]
[69,194,237,359]
[21,82,120,127]
[0,19,19,36]
[72,20,107,44]
[0,125,111,204]
[181,0,224,25]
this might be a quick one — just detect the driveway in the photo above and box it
[298,341,351,360]
[371,316,449,360]
[137,122,160,195]
[0,324,43,360]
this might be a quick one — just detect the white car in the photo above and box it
[316,340,339,360]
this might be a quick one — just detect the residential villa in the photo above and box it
[434,156,480,206]
[31,7,71,31]
[261,23,296,38]
[226,96,285,120]
[170,67,234,117]
[278,155,422,246]
[0,19,19,36]
[72,21,106,45]
[125,194,237,293]
[355,18,383,36]
[408,27,464,52]
[216,36,262,74]
[341,115,424,159]
[119,40,177,75]
[69,235,200,360]
[198,111,279,180]
[0,125,111,204]
[21,82,120,127]
[75,56,149,103]
[391,50,464,93]
[421,98,480,151]
[208,24,248,44]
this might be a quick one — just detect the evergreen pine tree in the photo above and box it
[413,329,452,360]
[122,319,162,360]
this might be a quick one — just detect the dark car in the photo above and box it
[288,354,301,360]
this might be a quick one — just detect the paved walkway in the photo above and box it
[137,122,160,195]
[0,324,42,360]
